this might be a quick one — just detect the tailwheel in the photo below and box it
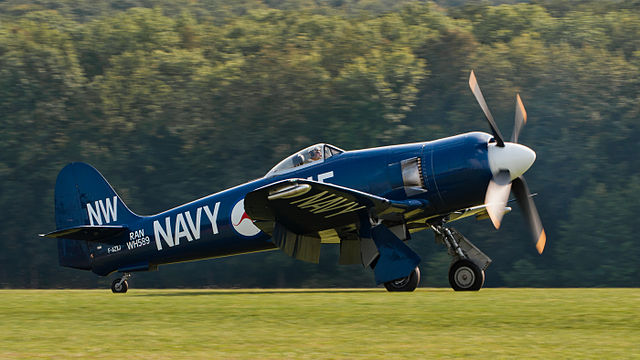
[449,260,484,291]
[111,273,131,293]
[384,267,420,292]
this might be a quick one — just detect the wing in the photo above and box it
[446,204,512,223]
[245,179,427,235]
[245,179,427,284]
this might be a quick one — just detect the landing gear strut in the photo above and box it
[432,225,491,291]
[111,273,131,293]
[384,267,420,292]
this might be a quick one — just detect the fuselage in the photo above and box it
[88,131,494,275]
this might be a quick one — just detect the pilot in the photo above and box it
[292,154,305,167]
[309,147,322,162]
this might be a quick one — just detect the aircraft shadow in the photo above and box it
[136,288,398,297]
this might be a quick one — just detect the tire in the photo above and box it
[384,267,420,292]
[111,278,128,293]
[449,259,484,291]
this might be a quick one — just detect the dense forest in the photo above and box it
[1,0,639,288]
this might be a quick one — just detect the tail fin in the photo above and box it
[54,162,141,269]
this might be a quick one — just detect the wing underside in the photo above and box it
[244,179,427,284]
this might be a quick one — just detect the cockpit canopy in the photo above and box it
[266,143,344,177]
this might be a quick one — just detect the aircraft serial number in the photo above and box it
[127,236,151,250]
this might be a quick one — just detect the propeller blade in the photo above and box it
[484,170,512,229]
[469,70,505,147]
[511,94,527,143]
[512,176,546,254]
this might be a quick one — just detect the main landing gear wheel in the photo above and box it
[449,260,484,291]
[111,273,131,293]
[384,267,420,292]
[111,278,128,293]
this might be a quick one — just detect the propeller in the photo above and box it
[484,169,511,229]
[511,94,527,143]
[469,70,546,254]
[512,176,546,254]
[469,70,505,147]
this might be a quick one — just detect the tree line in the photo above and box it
[1,0,639,288]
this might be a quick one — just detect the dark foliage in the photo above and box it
[1,0,638,288]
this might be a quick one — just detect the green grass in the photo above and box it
[0,288,638,359]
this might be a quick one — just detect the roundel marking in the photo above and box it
[231,199,261,237]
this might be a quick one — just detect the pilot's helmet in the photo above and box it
[308,147,321,159]
[293,154,304,166]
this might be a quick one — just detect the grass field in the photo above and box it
[0,288,638,359]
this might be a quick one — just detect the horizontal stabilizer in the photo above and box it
[41,225,128,244]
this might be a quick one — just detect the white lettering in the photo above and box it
[129,229,144,241]
[307,171,335,183]
[174,213,192,245]
[86,196,118,225]
[153,203,220,251]
[318,171,334,183]
[87,202,102,226]
[153,217,174,250]
[203,202,220,235]
[126,236,150,250]
[99,196,118,224]
[185,208,202,240]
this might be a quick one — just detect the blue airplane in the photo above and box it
[42,71,545,293]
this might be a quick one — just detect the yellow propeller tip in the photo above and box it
[490,217,501,229]
[469,70,477,87]
[516,93,528,124]
[536,230,546,254]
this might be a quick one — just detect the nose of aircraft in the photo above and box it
[488,142,536,180]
